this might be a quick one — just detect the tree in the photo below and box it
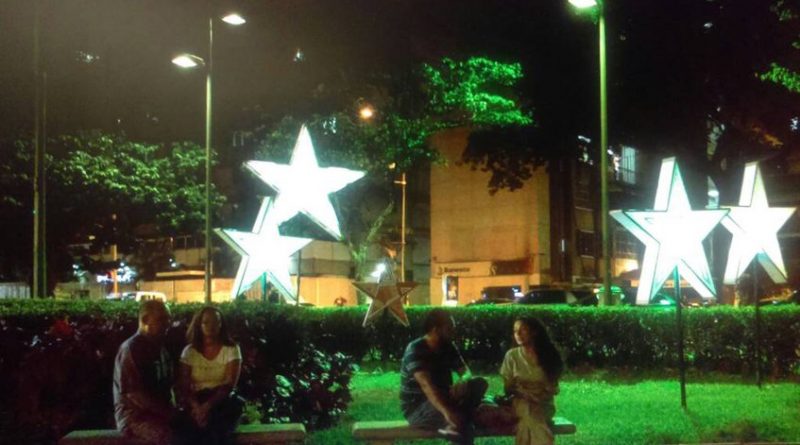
[0,131,224,287]
[246,57,533,286]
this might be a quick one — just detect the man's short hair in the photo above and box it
[423,308,453,334]
[139,299,168,321]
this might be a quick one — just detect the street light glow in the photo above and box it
[221,13,246,26]
[359,105,375,120]
[171,54,204,68]
[569,0,598,8]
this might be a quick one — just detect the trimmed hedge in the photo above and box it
[2,299,798,374]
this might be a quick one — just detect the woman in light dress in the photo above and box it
[499,317,564,445]
[177,306,243,445]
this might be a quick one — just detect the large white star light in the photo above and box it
[721,162,795,284]
[611,158,729,305]
[215,198,312,302]
[246,125,365,239]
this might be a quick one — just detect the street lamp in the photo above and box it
[569,0,612,305]
[172,11,245,303]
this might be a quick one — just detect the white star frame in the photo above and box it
[611,158,729,305]
[721,162,795,284]
[353,260,415,327]
[215,197,312,302]
[246,125,365,240]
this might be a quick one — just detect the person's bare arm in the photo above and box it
[413,370,462,428]
[177,362,194,409]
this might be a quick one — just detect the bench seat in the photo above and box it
[352,417,576,444]
[58,423,306,445]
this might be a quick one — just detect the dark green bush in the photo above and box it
[0,300,356,444]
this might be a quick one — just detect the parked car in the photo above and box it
[758,289,800,306]
[466,297,515,306]
[480,286,523,300]
[516,288,599,306]
[107,291,167,302]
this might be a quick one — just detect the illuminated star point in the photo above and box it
[215,198,312,302]
[353,263,415,327]
[246,125,365,239]
[611,157,729,305]
[721,162,795,284]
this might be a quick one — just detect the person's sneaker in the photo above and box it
[437,425,462,439]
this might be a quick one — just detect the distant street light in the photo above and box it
[172,11,245,303]
[569,0,612,305]
[359,105,375,120]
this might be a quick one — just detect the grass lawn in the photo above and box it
[308,371,800,445]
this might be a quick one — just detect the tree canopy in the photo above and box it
[0,131,222,283]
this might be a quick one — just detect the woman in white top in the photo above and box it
[178,306,242,445]
[499,317,564,445]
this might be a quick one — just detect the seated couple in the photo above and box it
[400,309,563,445]
[113,301,242,445]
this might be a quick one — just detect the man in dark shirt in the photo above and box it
[113,300,176,444]
[400,309,488,443]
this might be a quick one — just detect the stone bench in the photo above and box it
[352,416,576,444]
[58,423,306,445]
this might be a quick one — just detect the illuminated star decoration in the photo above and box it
[611,158,729,305]
[215,198,312,302]
[721,162,795,285]
[353,261,416,327]
[245,125,365,239]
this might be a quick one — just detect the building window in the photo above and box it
[614,228,638,258]
[577,230,595,256]
[619,146,638,185]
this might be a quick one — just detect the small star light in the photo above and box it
[611,158,729,305]
[246,125,365,239]
[354,260,416,327]
[215,197,312,302]
[721,162,796,284]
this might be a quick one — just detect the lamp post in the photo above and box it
[172,12,244,303]
[569,0,612,305]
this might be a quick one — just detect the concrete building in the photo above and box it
[429,128,551,305]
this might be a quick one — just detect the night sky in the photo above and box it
[0,1,792,167]
[0,1,593,143]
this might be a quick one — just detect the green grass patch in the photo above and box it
[307,372,800,445]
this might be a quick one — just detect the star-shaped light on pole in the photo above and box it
[215,198,312,302]
[246,125,365,239]
[611,158,729,305]
[353,261,416,327]
[721,162,795,285]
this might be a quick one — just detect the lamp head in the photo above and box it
[568,0,598,8]
[221,13,246,25]
[172,53,205,68]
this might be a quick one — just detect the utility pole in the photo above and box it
[33,0,48,298]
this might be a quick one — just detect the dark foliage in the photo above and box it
[0,301,356,444]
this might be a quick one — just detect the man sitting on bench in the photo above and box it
[399,309,488,444]
[113,300,178,445]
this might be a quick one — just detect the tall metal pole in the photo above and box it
[753,262,761,388]
[598,2,612,305]
[399,172,407,282]
[675,268,687,409]
[33,0,48,298]
[204,14,213,303]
